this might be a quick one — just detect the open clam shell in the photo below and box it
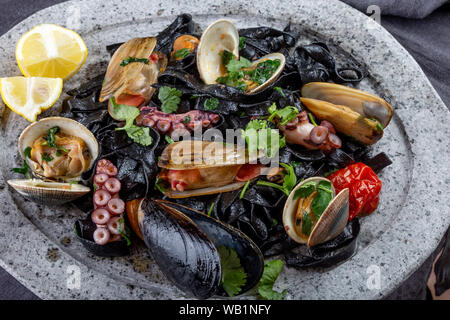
[246,52,286,94]
[301,82,393,128]
[99,37,167,108]
[7,179,90,205]
[282,177,349,247]
[8,117,98,205]
[196,19,240,84]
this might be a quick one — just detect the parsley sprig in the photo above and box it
[120,57,149,67]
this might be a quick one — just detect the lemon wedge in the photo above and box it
[0,76,63,122]
[16,24,87,80]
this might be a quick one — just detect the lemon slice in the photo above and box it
[16,24,88,80]
[0,76,63,122]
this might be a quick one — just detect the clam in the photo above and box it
[7,117,98,205]
[282,177,349,247]
[156,140,263,198]
[128,198,264,298]
[300,82,394,145]
[196,19,285,93]
[196,19,240,85]
[99,37,168,112]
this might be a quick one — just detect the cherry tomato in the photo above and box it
[328,163,382,220]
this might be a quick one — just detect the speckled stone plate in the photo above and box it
[0,0,449,300]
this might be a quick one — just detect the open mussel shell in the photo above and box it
[282,177,349,248]
[301,82,393,127]
[8,117,98,205]
[197,19,240,84]
[138,199,222,299]
[246,52,286,94]
[155,199,264,295]
[75,218,129,257]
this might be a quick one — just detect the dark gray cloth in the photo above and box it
[342,0,449,19]
[0,0,449,300]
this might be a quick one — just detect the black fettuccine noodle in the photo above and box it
[65,14,390,266]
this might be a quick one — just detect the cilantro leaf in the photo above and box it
[41,152,54,162]
[117,217,132,246]
[226,56,252,73]
[158,86,182,114]
[257,163,296,196]
[165,135,174,144]
[241,119,285,158]
[204,97,219,111]
[293,181,316,199]
[301,210,313,236]
[174,48,191,59]
[218,246,247,297]
[258,259,286,300]
[110,98,153,146]
[110,98,140,129]
[267,104,299,125]
[311,182,333,219]
[125,125,153,146]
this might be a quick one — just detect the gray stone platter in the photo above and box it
[0,0,449,300]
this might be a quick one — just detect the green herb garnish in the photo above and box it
[158,86,182,114]
[293,181,316,199]
[267,103,299,126]
[41,152,53,162]
[308,113,318,126]
[250,59,281,85]
[324,168,338,177]
[207,202,215,217]
[24,146,32,159]
[239,36,245,50]
[370,118,384,131]
[218,246,247,297]
[274,86,285,97]
[241,119,285,158]
[117,217,132,246]
[257,163,296,196]
[11,160,31,178]
[165,135,174,144]
[183,115,191,124]
[204,97,219,111]
[301,210,313,236]
[311,181,333,219]
[110,98,153,146]
[120,57,149,67]
[155,177,169,193]
[173,48,191,59]
[239,180,251,199]
[257,259,286,300]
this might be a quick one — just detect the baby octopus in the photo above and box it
[135,107,220,135]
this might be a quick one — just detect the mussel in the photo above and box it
[99,37,168,112]
[196,19,285,93]
[7,117,98,205]
[282,177,349,247]
[127,198,264,299]
[156,140,264,198]
[300,82,394,145]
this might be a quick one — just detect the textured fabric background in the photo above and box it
[0,0,448,300]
